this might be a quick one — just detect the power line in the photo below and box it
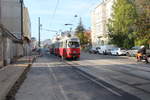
[49,0,60,27]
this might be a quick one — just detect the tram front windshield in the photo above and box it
[68,41,80,48]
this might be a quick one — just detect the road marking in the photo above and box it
[76,69,122,97]
[47,64,69,100]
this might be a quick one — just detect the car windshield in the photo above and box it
[132,47,140,50]
[68,41,80,48]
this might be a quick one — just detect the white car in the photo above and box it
[111,48,126,56]
[98,45,116,55]
[126,46,140,56]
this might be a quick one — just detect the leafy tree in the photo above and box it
[75,18,89,47]
[107,0,137,48]
[133,0,150,46]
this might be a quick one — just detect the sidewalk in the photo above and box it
[0,56,36,100]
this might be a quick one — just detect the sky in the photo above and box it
[24,0,102,41]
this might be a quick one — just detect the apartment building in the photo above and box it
[91,0,115,47]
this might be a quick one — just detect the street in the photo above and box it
[15,52,144,100]
[67,52,150,100]
[0,0,149,100]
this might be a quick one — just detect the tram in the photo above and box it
[50,37,80,59]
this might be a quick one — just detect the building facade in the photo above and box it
[1,0,22,39]
[0,0,31,66]
[91,0,115,47]
[23,7,31,39]
[23,7,31,56]
[0,0,23,65]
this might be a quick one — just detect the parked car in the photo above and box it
[98,45,116,55]
[89,47,100,54]
[126,46,140,57]
[111,48,127,56]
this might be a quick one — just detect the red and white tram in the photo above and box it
[50,37,80,59]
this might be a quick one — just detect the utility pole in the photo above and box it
[38,17,41,48]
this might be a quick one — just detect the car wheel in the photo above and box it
[116,52,119,56]
[103,51,105,55]
[126,52,130,57]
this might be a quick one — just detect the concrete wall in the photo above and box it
[23,41,31,56]
[3,37,11,65]
[17,43,23,57]
[0,31,3,67]
[1,0,21,39]
[3,37,24,65]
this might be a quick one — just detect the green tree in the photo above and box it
[134,0,150,46]
[107,0,137,48]
[75,18,88,47]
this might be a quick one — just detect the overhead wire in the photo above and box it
[49,0,101,32]
[49,0,60,27]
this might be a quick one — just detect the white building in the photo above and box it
[91,0,115,47]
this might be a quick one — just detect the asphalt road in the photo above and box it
[15,54,140,100]
[67,52,150,100]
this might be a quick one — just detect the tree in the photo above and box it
[107,0,137,48]
[75,18,89,47]
[134,0,150,46]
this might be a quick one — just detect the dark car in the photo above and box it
[89,47,100,54]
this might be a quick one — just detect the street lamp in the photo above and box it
[64,23,73,37]
[64,24,73,26]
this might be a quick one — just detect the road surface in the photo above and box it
[15,54,140,100]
